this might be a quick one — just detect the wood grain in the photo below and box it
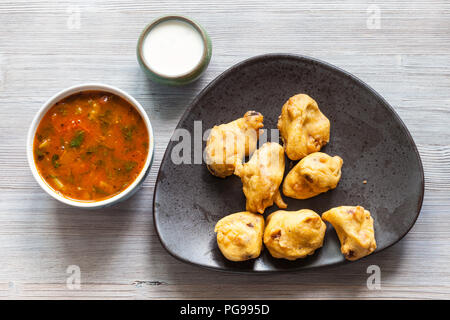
[0,0,449,299]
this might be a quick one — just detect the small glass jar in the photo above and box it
[137,15,212,86]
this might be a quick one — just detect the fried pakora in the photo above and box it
[263,209,326,260]
[277,94,330,160]
[205,111,264,178]
[214,211,265,261]
[283,152,343,199]
[322,206,376,261]
[234,142,287,214]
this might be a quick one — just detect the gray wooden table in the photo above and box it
[0,0,449,299]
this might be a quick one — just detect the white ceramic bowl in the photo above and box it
[27,83,155,209]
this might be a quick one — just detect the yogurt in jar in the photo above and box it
[142,19,205,77]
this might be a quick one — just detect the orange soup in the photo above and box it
[33,91,149,202]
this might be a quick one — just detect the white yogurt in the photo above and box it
[142,19,205,77]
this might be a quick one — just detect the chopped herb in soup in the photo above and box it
[33,91,149,201]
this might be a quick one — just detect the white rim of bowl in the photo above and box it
[27,83,155,208]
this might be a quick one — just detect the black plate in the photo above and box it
[153,54,424,273]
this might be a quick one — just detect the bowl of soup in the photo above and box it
[27,84,154,208]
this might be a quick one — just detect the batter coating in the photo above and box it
[235,142,287,214]
[214,211,265,261]
[283,152,343,199]
[277,94,330,160]
[263,209,326,260]
[205,111,264,178]
[322,206,377,261]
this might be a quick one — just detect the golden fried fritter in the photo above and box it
[263,209,326,260]
[205,111,264,178]
[234,142,287,214]
[277,94,330,160]
[214,211,265,261]
[283,152,343,199]
[322,206,376,261]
